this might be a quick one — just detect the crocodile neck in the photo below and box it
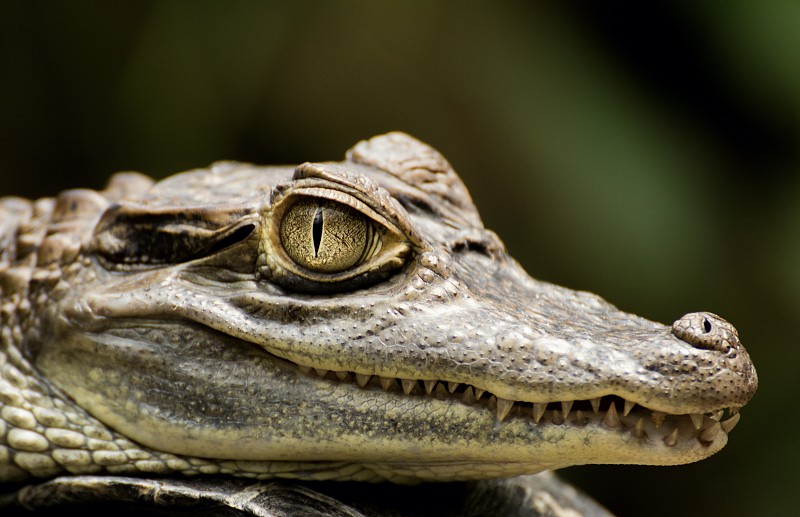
[0,132,757,484]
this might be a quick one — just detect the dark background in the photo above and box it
[2,1,797,515]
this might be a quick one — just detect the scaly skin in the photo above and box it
[0,133,756,487]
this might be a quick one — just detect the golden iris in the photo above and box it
[279,199,370,273]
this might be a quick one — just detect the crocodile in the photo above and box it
[0,132,757,515]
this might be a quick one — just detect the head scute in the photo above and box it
[346,132,482,228]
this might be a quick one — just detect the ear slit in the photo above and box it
[202,224,256,257]
[91,202,256,266]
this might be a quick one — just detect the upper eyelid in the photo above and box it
[275,163,427,251]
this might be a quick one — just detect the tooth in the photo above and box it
[551,409,564,425]
[699,422,721,442]
[721,413,740,433]
[632,417,646,438]
[651,411,666,428]
[689,413,704,430]
[474,388,485,401]
[433,383,448,399]
[729,407,740,416]
[355,373,371,387]
[623,400,635,417]
[561,401,573,419]
[379,377,396,391]
[400,379,417,395]
[423,380,437,395]
[711,410,724,421]
[462,386,476,404]
[589,397,601,414]
[532,403,547,424]
[298,365,312,374]
[664,428,679,447]
[496,398,514,421]
[315,368,329,378]
[602,402,621,429]
[335,371,350,381]
[447,382,460,393]
[574,410,587,426]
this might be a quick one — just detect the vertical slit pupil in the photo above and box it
[312,206,324,257]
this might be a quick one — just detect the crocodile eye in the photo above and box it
[280,199,380,273]
[259,181,418,293]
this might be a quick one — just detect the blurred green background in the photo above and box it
[1,1,797,515]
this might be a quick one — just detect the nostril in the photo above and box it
[672,312,740,355]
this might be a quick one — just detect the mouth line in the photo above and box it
[294,362,742,448]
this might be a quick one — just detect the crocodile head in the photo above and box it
[18,132,756,483]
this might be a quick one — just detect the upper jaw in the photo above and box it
[74,234,757,420]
